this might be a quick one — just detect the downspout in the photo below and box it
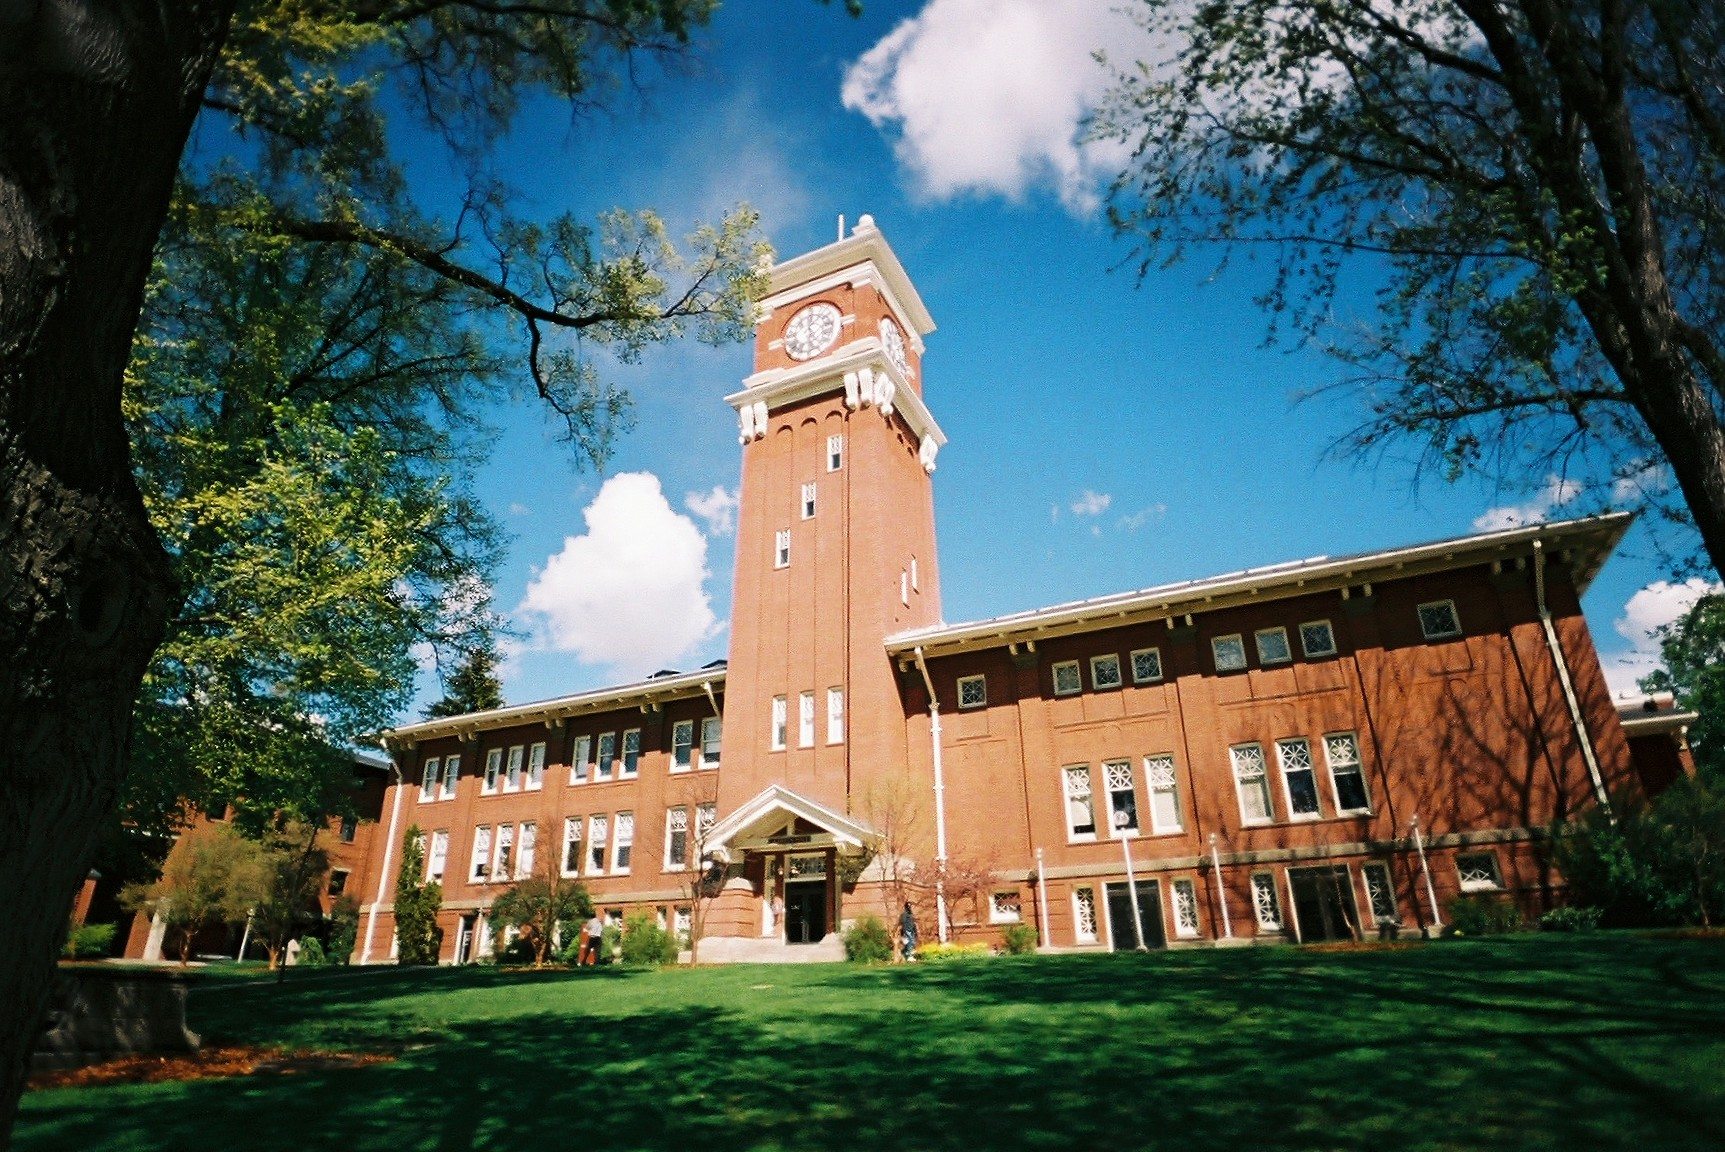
[361,748,407,965]
[912,646,950,943]
[1532,541,1613,820]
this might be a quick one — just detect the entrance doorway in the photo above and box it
[1104,880,1165,951]
[1288,866,1359,943]
[455,914,476,964]
[784,881,827,944]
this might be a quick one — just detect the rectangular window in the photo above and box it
[419,758,440,802]
[329,869,349,897]
[674,906,693,937]
[1324,732,1370,813]
[596,732,615,781]
[990,891,1022,924]
[666,807,689,869]
[827,434,843,471]
[470,825,492,881]
[613,812,634,874]
[1052,660,1081,696]
[621,729,641,778]
[1091,654,1123,690]
[671,720,694,772]
[801,482,817,519]
[492,823,514,881]
[1131,648,1163,684]
[1363,861,1397,923]
[340,815,358,842]
[1172,878,1200,938]
[1276,738,1321,819]
[900,570,909,606]
[696,802,717,849]
[775,529,791,569]
[570,735,591,784]
[1073,886,1098,943]
[1063,765,1097,840]
[482,748,502,794]
[1255,627,1292,665]
[1104,760,1138,836]
[1145,754,1182,833]
[827,687,845,744]
[798,691,815,747]
[911,556,919,592]
[527,743,545,790]
[441,754,460,800]
[957,674,986,709]
[504,745,524,792]
[427,830,449,881]
[1212,634,1247,672]
[700,717,722,769]
[588,815,609,874]
[771,696,787,750]
[517,822,537,878]
[1252,871,1283,929]
[1300,619,1337,658]
[1231,743,1274,825]
[1457,852,1503,891]
[562,818,583,876]
[1418,599,1462,640]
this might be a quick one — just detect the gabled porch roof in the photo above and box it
[705,784,876,853]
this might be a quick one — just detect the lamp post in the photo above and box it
[1116,811,1148,952]
[1209,833,1233,940]
[1035,848,1051,951]
[1411,814,1442,934]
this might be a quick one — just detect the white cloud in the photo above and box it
[508,502,531,517]
[1603,577,1722,696]
[1070,489,1113,517]
[514,473,720,679]
[1611,459,1673,505]
[685,485,741,537]
[1119,503,1168,531]
[841,0,1143,213]
[1472,475,1583,532]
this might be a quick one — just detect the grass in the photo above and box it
[18,933,1725,1151]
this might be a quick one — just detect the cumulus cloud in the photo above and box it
[841,0,1143,213]
[514,473,720,678]
[1603,577,1722,696]
[507,502,531,517]
[685,485,741,537]
[1611,459,1673,505]
[1070,489,1113,517]
[1472,475,1583,532]
[1119,503,1168,532]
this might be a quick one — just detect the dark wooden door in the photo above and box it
[1104,881,1165,950]
[1289,866,1358,942]
[785,881,827,944]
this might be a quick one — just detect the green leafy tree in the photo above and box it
[1097,1,1725,573]
[1556,779,1725,926]
[394,826,444,966]
[488,857,593,967]
[120,826,267,965]
[250,822,333,973]
[424,642,507,720]
[1643,594,1725,781]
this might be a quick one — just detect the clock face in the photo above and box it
[879,317,911,377]
[783,302,842,361]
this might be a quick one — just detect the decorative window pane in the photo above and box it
[1131,648,1163,684]
[621,729,641,778]
[1300,620,1337,658]
[596,732,616,781]
[1145,754,1182,833]
[427,830,449,881]
[505,745,524,792]
[588,815,609,874]
[483,749,502,794]
[1091,654,1123,690]
[1252,872,1283,929]
[1073,887,1098,942]
[771,696,787,750]
[1255,627,1291,665]
[419,758,440,802]
[990,891,1022,924]
[470,825,492,880]
[1276,738,1321,818]
[1324,733,1370,813]
[827,434,843,472]
[571,735,591,784]
[1173,878,1200,938]
[562,817,583,875]
[958,674,987,709]
[1052,661,1082,696]
[613,812,633,873]
[674,906,693,937]
[775,529,791,569]
[801,482,817,519]
[666,807,689,869]
[527,743,545,790]
[1104,760,1138,836]
[1457,852,1502,891]
[827,688,845,744]
[1063,765,1097,838]
[517,822,537,878]
[671,720,694,771]
[696,802,717,842]
[1363,862,1397,923]
[700,717,722,769]
[1418,599,1462,640]
[1231,744,1274,824]
[492,823,514,880]
[799,692,815,748]
[1212,634,1247,672]
[442,755,460,800]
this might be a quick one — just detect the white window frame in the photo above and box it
[595,731,615,782]
[1145,753,1183,834]
[621,728,641,778]
[1255,626,1292,666]
[775,528,791,569]
[801,481,817,519]
[827,687,845,744]
[1252,871,1283,930]
[911,556,919,592]
[1130,648,1163,684]
[570,735,591,785]
[1457,852,1503,892]
[441,754,459,800]
[1063,764,1097,842]
[1104,760,1138,838]
[527,743,545,791]
[517,821,537,878]
[1091,653,1124,691]
[696,802,717,851]
[492,822,515,881]
[771,696,787,751]
[419,758,440,802]
[1212,634,1248,673]
[1072,886,1098,943]
[1172,878,1201,939]
[612,812,633,875]
[1300,619,1337,658]
[671,720,694,772]
[665,806,690,870]
[957,674,986,710]
[826,434,843,472]
[1362,861,1398,924]
[1323,731,1372,814]
[700,717,722,769]
[798,691,815,748]
[482,748,502,795]
[1052,660,1081,697]
[1230,743,1275,826]
[469,825,492,882]
[1275,737,1322,821]
[504,744,524,792]
[587,815,609,875]
[561,817,583,877]
[1418,599,1462,640]
[427,829,449,881]
[900,570,909,606]
[989,890,1022,924]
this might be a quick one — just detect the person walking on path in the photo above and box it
[580,912,605,966]
[899,902,919,962]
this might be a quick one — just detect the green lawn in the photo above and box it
[20,934,1725,1152]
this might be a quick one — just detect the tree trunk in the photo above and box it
[0,4,235,1141]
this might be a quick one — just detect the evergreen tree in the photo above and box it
[394,826,444,967]
[424,643,507,720]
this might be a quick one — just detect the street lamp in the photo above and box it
[1208,832,1233,940]
[1115,810,1148,952]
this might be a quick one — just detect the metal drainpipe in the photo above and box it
[360,751,407,965]
[1532,541,1613,820]
[912,646,950,943]
[1035,848,1051,950]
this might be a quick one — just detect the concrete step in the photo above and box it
[693,934,846,964]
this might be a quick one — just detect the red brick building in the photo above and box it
[363,219,1692,961]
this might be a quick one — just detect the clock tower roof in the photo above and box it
[762,215,935,337]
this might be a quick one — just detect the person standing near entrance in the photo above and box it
[579,912,604,966]
[899,902,919,962]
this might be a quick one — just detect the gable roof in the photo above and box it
[702,784,877,853]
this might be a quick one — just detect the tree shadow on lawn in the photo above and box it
[20,943,1725,1152]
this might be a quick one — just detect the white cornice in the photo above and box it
[726,338,947,450]
[764,221,936,338]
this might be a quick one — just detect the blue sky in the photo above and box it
[418,0,1710,714]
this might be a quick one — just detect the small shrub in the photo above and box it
[600,922,622,964]
[62,923,117,960]
[619,913,680,966]
[844,914,893,963]
[326,894,360,965]
[1539,905,1603,933]
[918,941,992,961]
[296,937,327,966]
[1445,893,1523,936]
[497,936,537,966]
[1000,923,1038,955]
